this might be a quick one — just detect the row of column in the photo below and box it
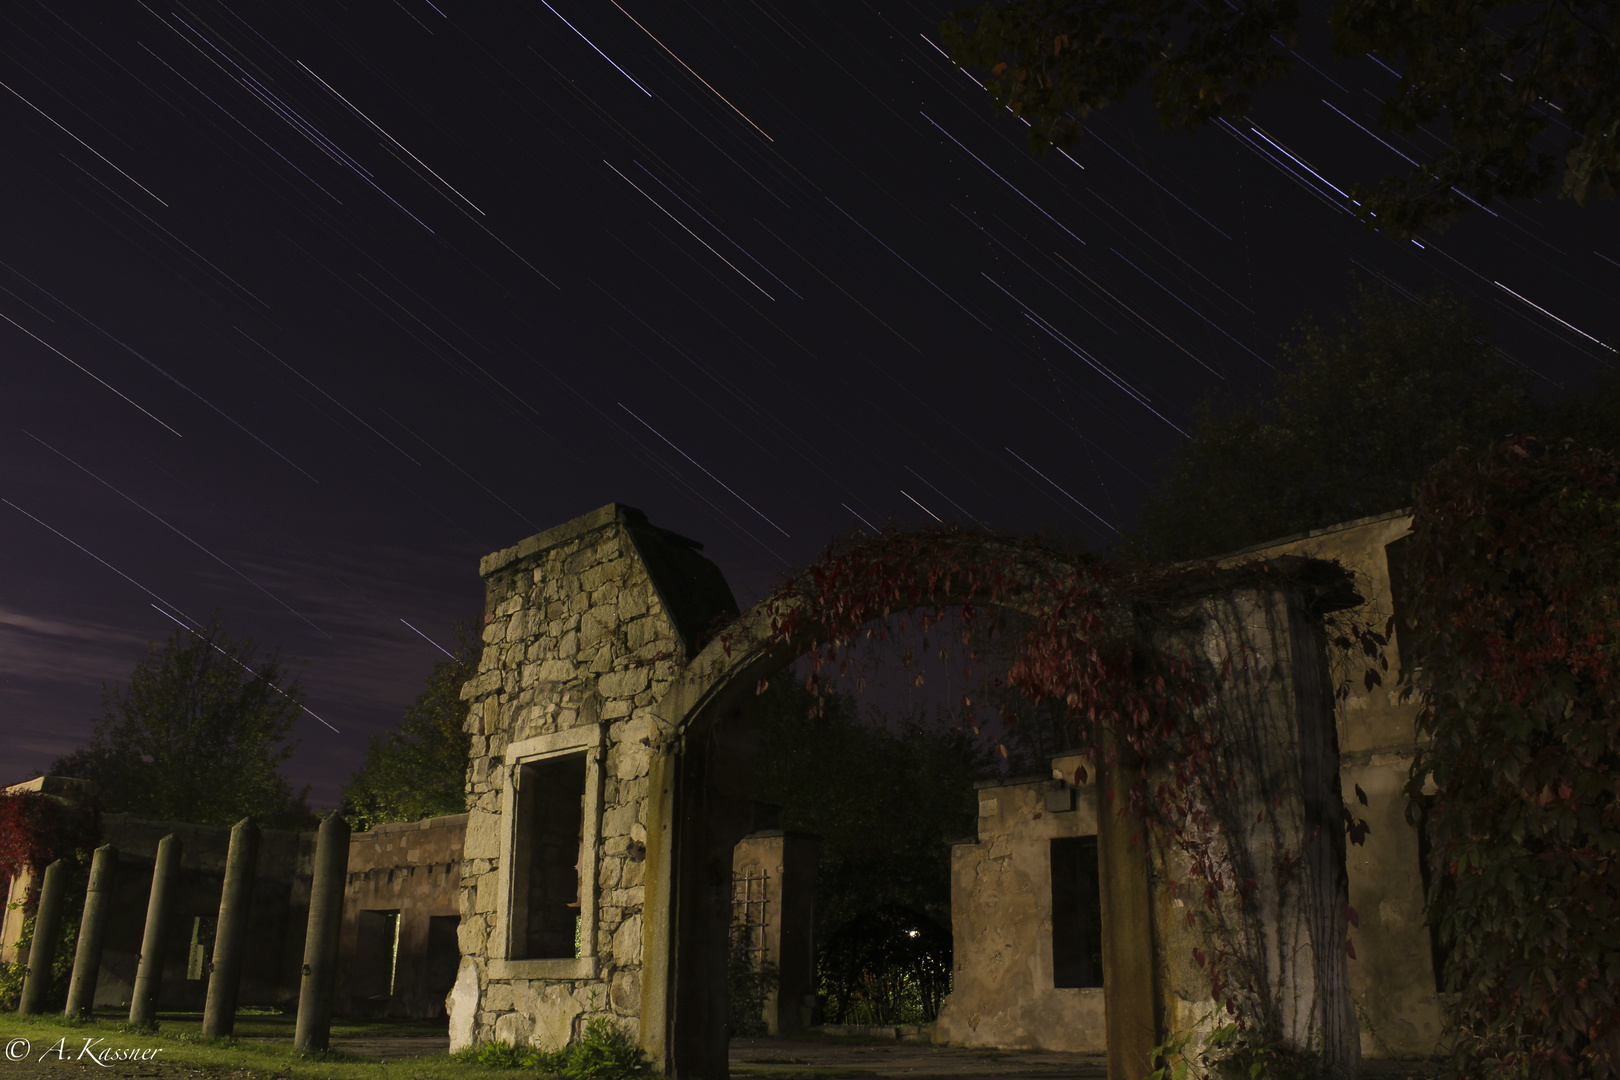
[16,813,352,1051]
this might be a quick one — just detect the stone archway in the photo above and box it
[451,504,1359,1080]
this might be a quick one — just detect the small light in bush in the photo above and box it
[906,929,919,938]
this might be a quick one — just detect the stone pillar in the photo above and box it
[64,845,117,1018]
[202,818,260,1038]
[130,835,181,1028]
[295,814,350,1052]
[18,859,69,1015]
[730,830,821,1035]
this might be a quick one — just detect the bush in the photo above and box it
[452,1017,646,1079]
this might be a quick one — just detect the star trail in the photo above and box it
[2,0,1614,804]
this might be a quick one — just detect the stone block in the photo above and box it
[614,747,648,781]
[536,659,577,685]
[476,870,499,912]
[494,1010,533,1045]
[464,810,501,859]
[447,958,481,1053]
[618,587,649,620]
[518,982,583,1050]
[599,668,649,698]
[602,802,638,839]
[611,913,643,965]
[625,617,657,651]
[458,915,488,956]
[460,670,501,701]
[610,969,641,1014]
[486,981,516,1013]
[580,609,617,646]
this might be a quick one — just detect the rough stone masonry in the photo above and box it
[449,503,737,1054]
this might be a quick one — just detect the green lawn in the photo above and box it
[0,1010,489,1080]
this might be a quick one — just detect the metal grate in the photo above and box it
[731,868,770,963]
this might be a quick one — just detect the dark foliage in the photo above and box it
[752,677,991,936]
[1137,286,1533,562]
[52,619,312,828]
[1403,436,1620,1078]
[941,0,1620,232]
[343,620,478,831]
[818,904,953,1026]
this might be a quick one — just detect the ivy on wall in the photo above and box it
[1404,436,1620,1080]
[729,527,1374,1072]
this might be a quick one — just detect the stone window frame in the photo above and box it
[491,724,605,981]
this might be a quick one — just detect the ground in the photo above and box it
[0,1013,1446,1079]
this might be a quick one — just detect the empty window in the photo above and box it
[1051,836,1103,988]
[1413,796,1453,992]
[424,915,462,1005]
[512,753,589,960]
[353,910,401,999]
[187,915,217,980]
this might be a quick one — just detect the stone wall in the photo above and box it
[933,756,1106,1053]
[337,813,465,1018]
[1218,511,1440,1058]
[450,504,736,1053]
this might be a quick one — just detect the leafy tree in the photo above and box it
[1136,285,1535,561]
[51,620,312,828]
[752,675,992,937]
[941,0,1619,232]
[342,621,477,831]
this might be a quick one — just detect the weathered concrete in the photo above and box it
[337,813,465,1018]
[295,813,351,1052]
[933,763,1107,1056]
[1220,512,1441,1059]
[65,844,117,1018]
[129,834,180,1027]
[203,818,261,1038]
[18,859,69,1014]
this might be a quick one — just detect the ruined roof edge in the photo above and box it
[479,503,645,577]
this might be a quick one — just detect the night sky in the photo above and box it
[4,0,1615,807]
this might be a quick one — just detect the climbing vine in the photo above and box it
[1403,436,1620,1080]
[0,788,95,901]
[730,527,1374,1072]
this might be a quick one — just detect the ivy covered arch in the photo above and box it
[642,527,1366,1080]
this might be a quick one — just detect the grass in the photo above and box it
[0,1010,494,1080]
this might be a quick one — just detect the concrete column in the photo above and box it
[18,859,69,1015]
[1098,749,1158,1080]
[202,818,260,1038]
[294,814,350,1052]
[129,835,181,1029]
[64,845,118,1018]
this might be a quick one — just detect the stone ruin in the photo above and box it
[450,502,1386,1079]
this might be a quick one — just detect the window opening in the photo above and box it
[354,909,402,999]
[513,752,589,959]
[1384,536,1417,670]
[1413,795,1452,992]
[187,915,217,980]
[1050,836,1103,988]
[424,915,462,1003]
